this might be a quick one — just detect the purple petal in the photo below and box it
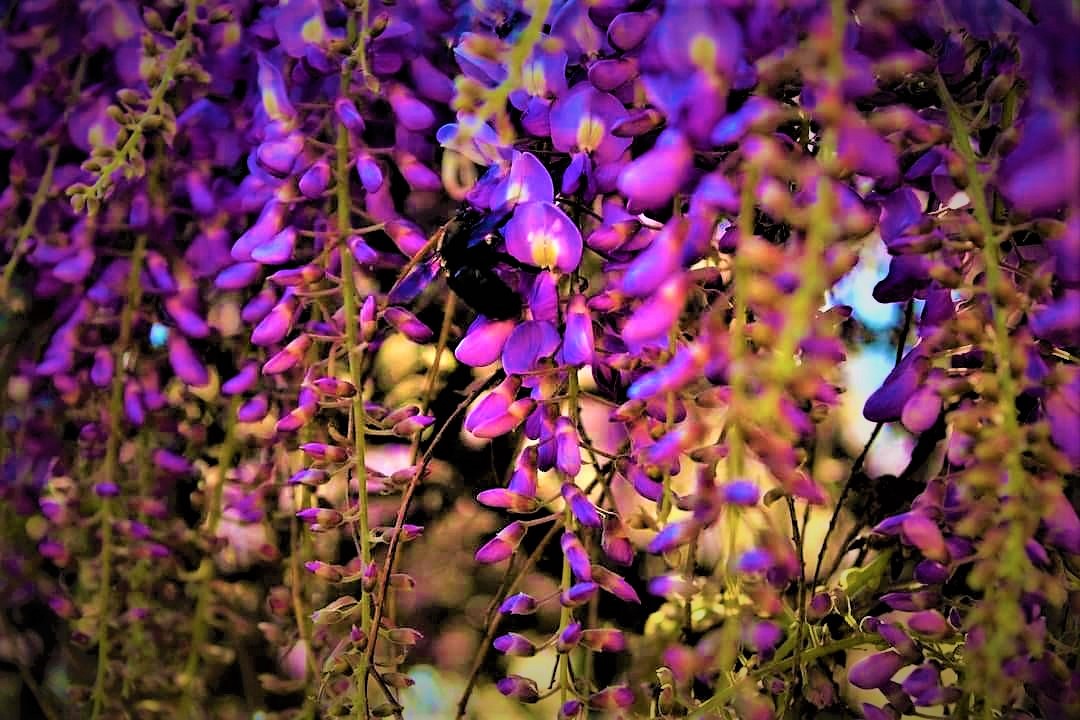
[617,129,692,211]
[505,201,583,273]
[502,320,561,375]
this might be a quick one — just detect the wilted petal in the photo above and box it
[496,675,539,703]
[499,593,538,615]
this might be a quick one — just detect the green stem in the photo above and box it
[179,398,240,714]
[337,13,372,718]
[936,71,1030,706]
[727,165,759,479]
[83,0,198,208]
[90,232,147,720]
[689,635,879,718]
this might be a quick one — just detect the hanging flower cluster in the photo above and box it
[0,0,1077,719]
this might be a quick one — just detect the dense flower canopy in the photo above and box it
[0,1,1078,719]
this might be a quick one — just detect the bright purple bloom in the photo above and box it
[849,651,906,690]
[617,130,693,211]
[561,531,592,581]
[504,201,582,273]
[561,483,602,528]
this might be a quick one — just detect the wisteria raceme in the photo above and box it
[0,0,1078,719]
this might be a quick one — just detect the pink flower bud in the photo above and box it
[601,516,634,566]
[557,622,582,652]
[304,560,344,582]
[588,685,635,710]
[476,489,539,513]
[580,628,626,652]
[561,483,601,528]
[494,632,536,657]
[561,531,592,581]
[223,363,259,395]
[475,521,526,564]
[849,650,906,690]
[591,566,641,604]
[499,593,538,615]
[262,333,311,375]
[496,675,539,703]
[560,581,599,607]
[385,306,434,343]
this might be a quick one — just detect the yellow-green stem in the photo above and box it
[83,0,198,207]
[90,232,147,719]
[936,72,1030,706]
[690,634,879,718]
[179,397,240,714]
[728,165,759,478]
[337,13,372,718]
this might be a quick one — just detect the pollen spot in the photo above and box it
[576,115,605,153]
[301,17,325,43]
[522,61,546,96]
[263,91,281,120]
[223,22,241,46]
[87,124,104,149]
[113,13,134,40]
[506,179,528,205]
[689,34,718,72]
[527,230,560,269]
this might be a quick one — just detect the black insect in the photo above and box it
[437,206,525,320]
